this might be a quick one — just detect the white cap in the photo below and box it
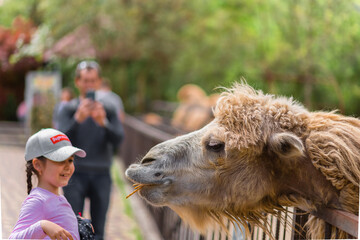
[25,128,86,162]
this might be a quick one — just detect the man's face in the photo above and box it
[75,69,102,97]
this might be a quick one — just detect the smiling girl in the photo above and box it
[9,128,86,240]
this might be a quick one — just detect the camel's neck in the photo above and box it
[276,157,341,210]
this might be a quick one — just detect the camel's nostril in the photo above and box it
[154,172,162,177]
[141,158,156,165]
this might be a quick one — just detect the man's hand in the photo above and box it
[40,220,74,240]
[74,99,93,123]
[91,102,107,127]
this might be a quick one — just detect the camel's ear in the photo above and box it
[268,132,304,158]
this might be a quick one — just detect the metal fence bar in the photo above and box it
[291,209,308,240]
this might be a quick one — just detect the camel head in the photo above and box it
[125,83,360,237]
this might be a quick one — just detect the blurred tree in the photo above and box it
[0,16,43,120]
[169,0,360,114]
[1,0,360,116]
[0,0,43,27]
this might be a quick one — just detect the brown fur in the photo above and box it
[172,84,219,132]
[126,83,359,239]
[211,83,359,238]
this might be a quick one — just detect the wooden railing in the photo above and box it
[120,114,359,240]
[310,207,358,238]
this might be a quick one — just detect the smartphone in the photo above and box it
[86,90,95,101]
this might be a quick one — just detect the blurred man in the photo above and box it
[57,60,124,240]
[96,78,125,123]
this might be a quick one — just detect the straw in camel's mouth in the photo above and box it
[125,181,161,199]
[126,183,146,199]
[126,177,173,199]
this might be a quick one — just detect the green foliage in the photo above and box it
[2,0,360,115]
[10,25,52,63]
[0,0,32,27]
[0,0,43,26]
[40,0,100,39]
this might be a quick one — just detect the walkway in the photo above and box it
[0,122,159,240]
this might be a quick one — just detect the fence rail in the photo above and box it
[310,207,358,238]
[120,114,359,240]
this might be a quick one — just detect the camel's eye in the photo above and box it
[206,140,225,153]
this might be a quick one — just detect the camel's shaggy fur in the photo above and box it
[213,83,360,238]
[126,83,360,239]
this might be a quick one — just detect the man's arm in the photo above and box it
[94,102,124,147]
[104,106,124,147]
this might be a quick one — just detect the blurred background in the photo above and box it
[1,0,360,123]
[1,1,360,239]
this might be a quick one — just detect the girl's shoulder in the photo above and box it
[21,188,62,215]
[26,188,59,204]
[23,189,47,206]
[18,190,47,218]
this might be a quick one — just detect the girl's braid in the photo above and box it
[25,157,45,194]
[25,161,35,194]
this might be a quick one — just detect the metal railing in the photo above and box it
[120,114,359,240]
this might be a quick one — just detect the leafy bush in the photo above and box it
[2,0,360,116]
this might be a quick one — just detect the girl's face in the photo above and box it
[35,156,75,195]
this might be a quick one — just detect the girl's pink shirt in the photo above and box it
[9,187,80,240]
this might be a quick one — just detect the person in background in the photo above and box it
[57,60,124,240]
[16,101,27,123]
[53,87,74,128]
[96,78,125,123]
[9,128,86,240]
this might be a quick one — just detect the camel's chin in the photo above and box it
[170,205,217,234]
[138,186,168,206]
[125,175,174,206]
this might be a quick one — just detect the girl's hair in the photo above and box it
[26,156,46,194]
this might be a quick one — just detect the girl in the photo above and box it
[9,128,86,240]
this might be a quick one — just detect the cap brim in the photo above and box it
[43,146,86,162]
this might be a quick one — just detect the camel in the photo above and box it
[172,84,220,132]
[125,83,360,239]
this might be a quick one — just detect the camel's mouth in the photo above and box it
[125,183,156,199]
[126,176,174,190]
[125,163,174,204]
[126,176,168,186]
